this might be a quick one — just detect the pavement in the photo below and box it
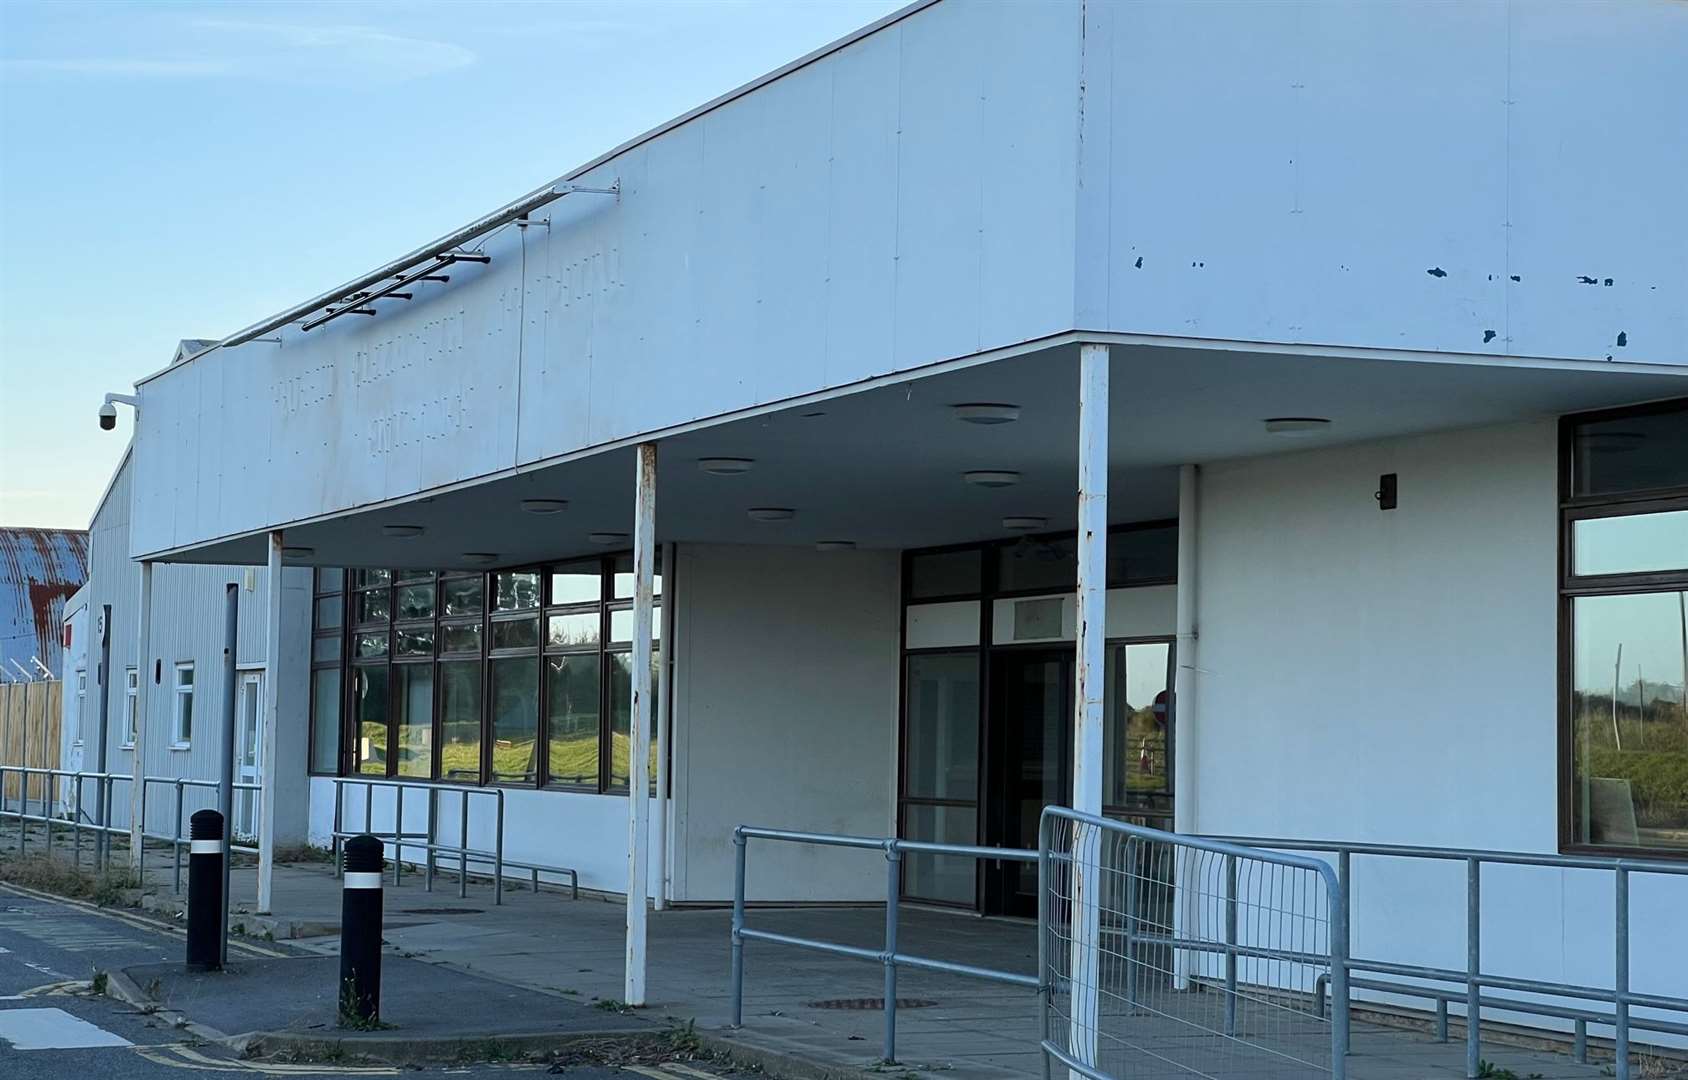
[0,882,737,1080]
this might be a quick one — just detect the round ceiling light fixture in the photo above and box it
[698,457,755,475]
[748,507,795,522]
[587,532,628,545]
[381,525,424,538]
[520,498,569,514]
[281,546,314,560]
[462,552,498,565]
[953,403,1021,425]
[1263,417,1332,438]
[815,540,857,552]
[1002,515,1048,531]
[963,470,1021,488]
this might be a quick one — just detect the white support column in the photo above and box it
[258,532,284,913]
[1173,464,1199,835]
[653,541,676,912]
[128,561,153,870]
[1070,343,1110,1072]
[625,443,657,1005]
[1172,464,1200,990]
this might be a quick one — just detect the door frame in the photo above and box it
[235,669,264,838]
[981,645,1075,917]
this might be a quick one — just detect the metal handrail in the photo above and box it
[1210,834,1688,1080]
[729,824,1041,1064]
[0,766,261,884]
[329,777,579,904]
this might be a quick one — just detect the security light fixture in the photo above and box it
[1263,417,1332,437]
[816,540,857,551]
[1002,516,1048,531]
[462,552,498,565]
[963,470,1021,488]
[520,499,569,514]
[381,525,424,538]
[281,547,314,559]
[588,532,628,545]
[698,458,755,475]
[954,403,1021,425]
[748,508,795,522]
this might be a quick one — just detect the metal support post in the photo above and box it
[884,845,902,1063]
[624,441,657,1006]
[219,584,238,966]
[730,829,747,1028]
[1466,858,1481,1079]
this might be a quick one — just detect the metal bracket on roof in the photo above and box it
[225,179,618,345]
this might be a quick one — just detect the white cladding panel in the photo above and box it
[130,0,1081,558]
[1193,420,1688,1013]
[1084,0,1688,365]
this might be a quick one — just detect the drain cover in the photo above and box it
[398,908,484,916]
[805,998,937,1011]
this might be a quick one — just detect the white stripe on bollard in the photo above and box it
[189,840,221,855]
[342,872,384,890]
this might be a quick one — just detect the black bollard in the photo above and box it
[338,834,384,1027]
[186,809,224,971]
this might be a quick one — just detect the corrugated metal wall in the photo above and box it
[0,527,89,680]
[83,453,311,837]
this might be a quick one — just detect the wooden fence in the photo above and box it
[1,680,63,803]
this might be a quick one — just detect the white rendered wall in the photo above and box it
[669,543,902,902]
[1194,420,1688,1023]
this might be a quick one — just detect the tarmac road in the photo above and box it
[0,884,715,1080]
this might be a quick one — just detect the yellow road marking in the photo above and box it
[133,1046,236,1072]
[167,1043,398,1074]
[20,978,85,997]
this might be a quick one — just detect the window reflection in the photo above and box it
[354,666,388,776]
[490,657,539,784]
[546,654,600,788]
[1104,642,1172,821]
[1570,591,1688,851]
[1573,510,1688,576]
[393,664,433,777]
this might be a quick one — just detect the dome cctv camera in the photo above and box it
[98,402,118,430]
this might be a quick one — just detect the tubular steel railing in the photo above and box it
[1211,835,1688,1080]
[329,777,579,904]
[729,825,1041,1063]
[1042,808,1347,1080]
[0,766,260,885]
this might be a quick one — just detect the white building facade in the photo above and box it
[88,0,1688,1041]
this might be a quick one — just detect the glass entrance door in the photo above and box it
[235,673,263,840]
[985,649,1073,916]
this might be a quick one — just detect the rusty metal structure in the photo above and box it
[0,527,89,681]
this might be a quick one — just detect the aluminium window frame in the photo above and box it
[171,661,194,749]
[1557,397,1688,861]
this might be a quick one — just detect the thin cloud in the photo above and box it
[3,17,475,84]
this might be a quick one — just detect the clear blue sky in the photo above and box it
[0,0,903,529]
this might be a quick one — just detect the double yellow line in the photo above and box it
[132,1042,399,1075]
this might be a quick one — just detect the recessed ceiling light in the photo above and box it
[281,546,314,559]
[698,457,755,475]
[1263,417,1332,437]
[954,403,1021,425]
[816,540,857,551]
[1002,515,1048,531]
[748,507,795,522]
[963,470,1021,488]
[462,552,498,565]
[587,532,628,545]
[521,499,569,514]
[382,525,424,538]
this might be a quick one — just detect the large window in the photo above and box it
[307,555,663,794]
[1562,399,1688,856]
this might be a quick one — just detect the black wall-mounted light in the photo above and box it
[1376,473,1398,511]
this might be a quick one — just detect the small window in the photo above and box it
[172,663,194,746]
[1569,401,1688,498]
[611,553,664,600]
[494,571,541,612]
[909,549,981,599]
[123,668,138,747]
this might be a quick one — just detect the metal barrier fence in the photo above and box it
[0,766,260,885]
[1042,808,1347,1080]
[1213,835,1688,1080]
[329,777,579,904]
[729,825,1042,1063]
